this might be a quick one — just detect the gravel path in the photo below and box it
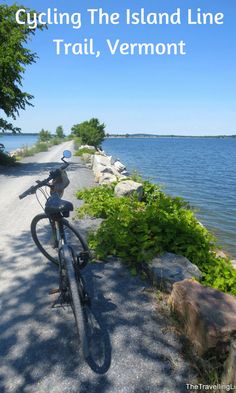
[0,142,195,393]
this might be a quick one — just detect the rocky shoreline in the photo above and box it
[79,144,236,385]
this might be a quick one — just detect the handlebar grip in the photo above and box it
[19,186,36,199]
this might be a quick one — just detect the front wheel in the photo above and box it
[31,213,89,265]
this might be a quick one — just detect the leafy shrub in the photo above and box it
[34,142,48,152]
[0,150,16,165]
[49,137,62,146]
[75,147,96,156]
[76,181,236,296]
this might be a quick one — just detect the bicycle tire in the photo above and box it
[31,213,89,265]
[63,245,89,359]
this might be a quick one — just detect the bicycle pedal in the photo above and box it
[49,288,60,295]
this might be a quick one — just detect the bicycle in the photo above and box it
[19,150,92,359]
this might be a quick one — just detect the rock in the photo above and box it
[93,154,112,173]
[215,249,229,259]
[146,252,202,293]
[169,279,236,356]
[81,153,94,164]
[221,340,236,385]
[99,173,117,185]
[114,180,143,200]
[79,145,95,151]
[231,260,236,270]
[113,160,126,173]
[93,165,116,183]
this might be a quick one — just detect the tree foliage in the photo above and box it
[39,129,51,141]
[71,118,106,148]
[0,4,44,132]
[56,125,64,138]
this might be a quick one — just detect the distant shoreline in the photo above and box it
[106,134,236,139]
[0,132,38,136]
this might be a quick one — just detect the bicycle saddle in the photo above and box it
[45,193,73,217]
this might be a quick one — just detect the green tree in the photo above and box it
[71,118,106,148]
[56,125,64,138]
[0,4,44,133]
[39,129,51,142]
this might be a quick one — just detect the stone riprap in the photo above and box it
[92,152,128,185]
[144,252,202,293]
[169,279,236,356]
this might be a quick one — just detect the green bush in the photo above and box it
[34,141,48,152]
[49,137,62,146]
[76,181,236,296]
[0,150,16,165]
[74,147,96,156]
[71,118,105,148]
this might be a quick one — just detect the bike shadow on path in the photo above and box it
[0,228,195,393]
[0,229,113,393]
[0,160,83,178]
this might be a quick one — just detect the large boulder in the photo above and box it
[114,180,143,200]
[81,153,94,167]
[93,154,113,181]
[169,279,236,356]
[145,252,202,293]
[93,154,112,171]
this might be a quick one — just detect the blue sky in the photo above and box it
[3,0,236,135]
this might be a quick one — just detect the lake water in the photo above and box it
[103,137,236,258]
[0,134,38,152]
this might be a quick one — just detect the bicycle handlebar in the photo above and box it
[19,160,70,200]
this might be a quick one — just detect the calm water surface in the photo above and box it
[103,138,236,258]
[0,134,38,151]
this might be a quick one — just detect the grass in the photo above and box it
[14,137,65,160]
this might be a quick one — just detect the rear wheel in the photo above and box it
[31,213,89,265]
